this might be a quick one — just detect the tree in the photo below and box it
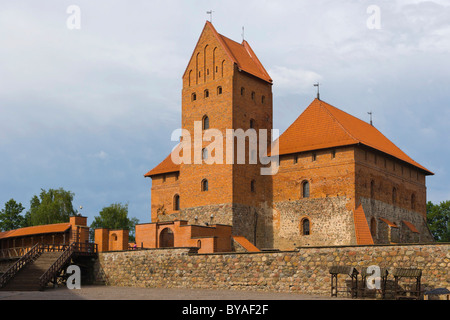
[0,199,25,231]
[26,188,76,226]
[427,200,450,242]
[90,203,139,241]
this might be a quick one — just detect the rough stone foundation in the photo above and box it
[94,243,449,297]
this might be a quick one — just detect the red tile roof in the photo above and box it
[353,205,374,245]
[0,223,71,240]
[379,217,398,228]
[275,99,433,175]
[402,220,419,233]
[232,236,261,252]
[145,145,181,177]
[184,21,272,84]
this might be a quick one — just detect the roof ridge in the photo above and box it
[182,21,239,79]
[242,40,272,83]
[319,100,432,174]
[318,100,360,143]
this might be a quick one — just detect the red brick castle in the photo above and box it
[143,21,434,251]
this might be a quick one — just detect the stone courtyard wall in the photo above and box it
[94,243,449,297]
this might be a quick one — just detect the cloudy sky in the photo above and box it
[1,0,449,225]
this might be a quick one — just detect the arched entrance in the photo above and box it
[159,228,174,248]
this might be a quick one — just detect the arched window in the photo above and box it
[301,218,310,236]
[173,194,180,211]
[191,93,197,101]
[370,217,377,237]
[250,119,255,129]
[261,95,265,104]
[251,91,255,100]
[204,89,209,98]
[251,180,256,193]
[241,87,245,96]
[202,148,208,160]
[221,60,225,77]
[302,181,310,198]
[392,187,397,205]
[201,179,209,191]
[203,115,209,130]
[197,240,202,248]
[411,193,416,210]
[217,86,222,95]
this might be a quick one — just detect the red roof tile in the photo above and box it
[184,21,272,84]
[145,145,181,177]
[0,223,71,240]
[353,205,374,245]
[232,236,261,252]
[275,99,433,175]
[379,217,398,228]
[402,220,419,233]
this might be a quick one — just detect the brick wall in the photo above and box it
[95,243,449,297]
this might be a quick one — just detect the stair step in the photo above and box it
[1,249,71,291]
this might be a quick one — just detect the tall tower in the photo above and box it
[178,21,273,246]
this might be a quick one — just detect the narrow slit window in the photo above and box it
[201,179,209,191]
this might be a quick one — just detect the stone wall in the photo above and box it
[94,243,449,298]
[360,197,435,244]
[273,196,355,250]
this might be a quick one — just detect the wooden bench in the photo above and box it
[329,266,359,298]
[424,288,450,300]
[393,268,422,300]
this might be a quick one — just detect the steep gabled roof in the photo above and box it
[183,21,272,84]
[275,99,433,175]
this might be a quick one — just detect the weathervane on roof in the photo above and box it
[242,26,245,42]
[314,82,320,100]
[207,10,214,23]
[368,111,373,126]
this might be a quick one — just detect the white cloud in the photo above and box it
[269,66,322,94]
[93,151,108,160]
[0,0,449,223]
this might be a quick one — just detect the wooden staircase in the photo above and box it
[1,252,62,291]
[0,242,97,291]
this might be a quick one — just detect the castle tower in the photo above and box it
[179,22,273,246]
[146,22,274,247]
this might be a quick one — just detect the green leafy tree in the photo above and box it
[90,203,139,241]
[27,188,76,226]
[0,199,25,231]
[427,200,450,242]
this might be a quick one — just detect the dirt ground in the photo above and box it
[0,285,340,300]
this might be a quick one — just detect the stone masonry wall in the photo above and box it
[360,197,435,244]
[95,243,449,297]
[273,196,355,250]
